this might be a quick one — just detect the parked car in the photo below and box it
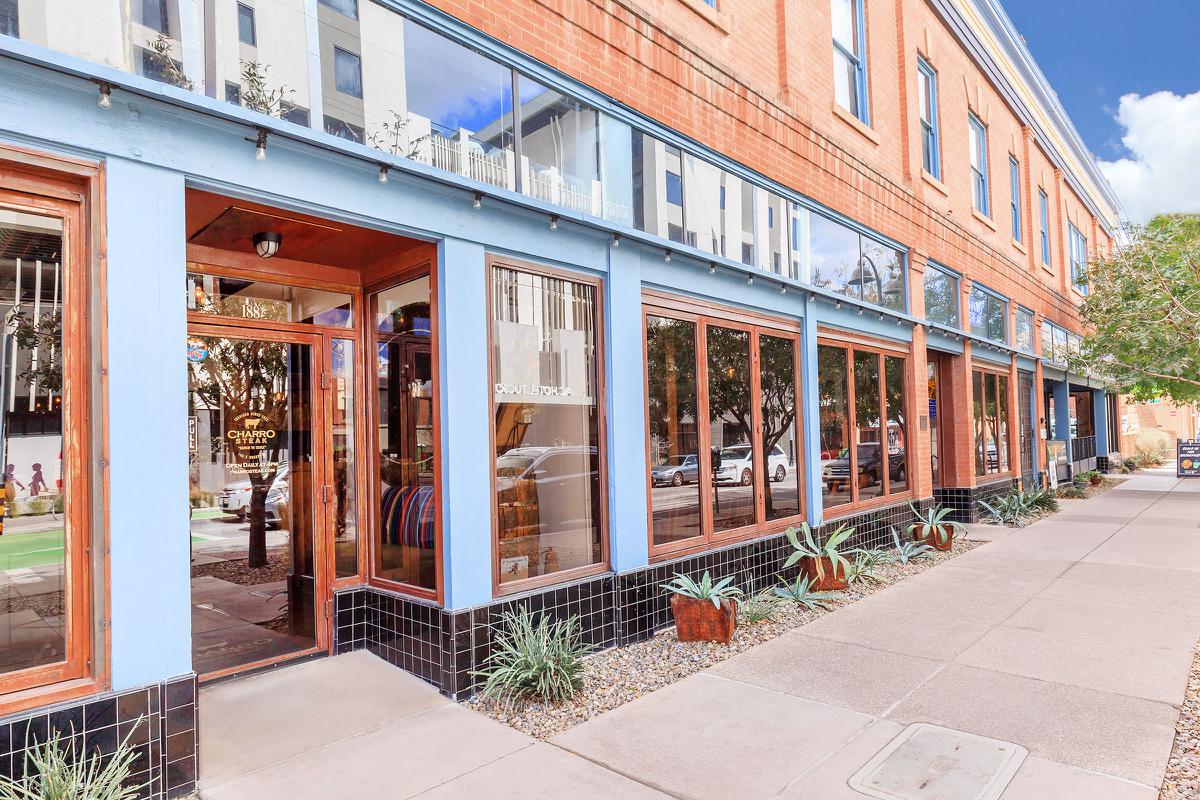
[219,467,289,528]
[650,454,700,486]
[712,444,791,486]
[495,445,600,530]
[821,443,905,492]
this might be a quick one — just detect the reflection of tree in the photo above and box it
[10,308,62,393]
[924,272,957,325]
[817,346,848,453]
[240,60,295,117]
[189,338,288,568]
[759,336,795,516]
[706,328,751,446]
[147,32,195,91]
[645,320,696,465]
[369,112,429,160]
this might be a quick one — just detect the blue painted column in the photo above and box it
[801,298,824,527]
[1094,389,1109,457]
[107,159,192,689]
[606,246,649,572]
[437,238,492,610]
[1053,379,1072,465]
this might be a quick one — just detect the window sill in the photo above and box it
[1041,263,1055,277]
[972,208,997,232]
[1011,238,1027,256]
[823,489,916,521]
[0,677,106,719]
[921,170,949,197]
[672,0,729,33]
[832,102,881,146]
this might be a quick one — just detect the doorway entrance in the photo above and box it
[926,353,947,487]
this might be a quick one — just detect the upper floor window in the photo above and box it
[236,3,256,46]
[1,0,18,37]
[917,58,940,178]
[1069,223,1088,294]
[1038,189,1051,265]
[831,0,869,124]
[333,47,363,98]
[968,285,1007,344]
[137,0,174,35]
[1008,156,1021,242]
[1016,307,1034,353]
[968,113,989,216]
[924,264,959,329]
[318,0,358,19]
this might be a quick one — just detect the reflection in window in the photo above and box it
[318,0,357,19]
[324,116,364,144]
[818,345,851,510]
[186,271,354,327]
[854,351,883,501]
[860,238,904,309]
[973,370,1009,476]
[333,47,363,98]
[885,356,908,493]
[803,211,905,310]
[707,327,755,531]
[237,2,256,46]
[374,277,437,590]
[682,155,726,257]
[968,286,1007,343]
[808,212,860,298]
[646,316,701,547]
[332,339,358,578]
[924,266,959,328]
[632,132,685,244]
[137,0,173,35]
[1,0,18,37]
[760,335,799,520]
[1016,308,1034,352]
[492,267,602,586]
[517,77,601,214]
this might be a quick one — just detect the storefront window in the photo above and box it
[973,369,1011,476]
[885,356,908,493]
[187,271,353,327]
[374,276,437,590]
[854,352,883,501]
[1016,308,1034,352]
[803,213,906,311]
[646,315,701,548]
[707,327,755,531]
[818,344,851,510]
[924,265,959,328]
[332,339,358,578]
[517,77,601,214]
[760,335,800,520]
[492,266,602,587]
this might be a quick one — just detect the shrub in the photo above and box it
[1056,485,1088,499]
[737,588,784,624]
[978,486,1056,527]
[475,609,591,707]
[1132,429,1172,463]
[773,574,841,610]
[906,503,963,547]
[0,727,144,800]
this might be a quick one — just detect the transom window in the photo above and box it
[924,263,960,329]
[968,285,1007,344]
[1016,307,1034,353]
[1069,223,1088,294]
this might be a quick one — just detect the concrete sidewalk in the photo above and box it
[198,467,1196,799]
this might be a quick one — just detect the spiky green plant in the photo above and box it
[474,609,591,708]
[0,726,144,800]
[907,502,963,546]
[783,522,854,581]
[737,587,784,624]
[886,528,934,564]
[772,574,842,610]
[846,550,884,586]
[660,571,743,608]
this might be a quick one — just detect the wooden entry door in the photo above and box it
[186,322,335,680]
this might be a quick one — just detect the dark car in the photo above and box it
[650,454,699,487]
[822,443,906,492]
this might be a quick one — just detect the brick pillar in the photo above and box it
[909,252,932,501]
[940,340,977,489]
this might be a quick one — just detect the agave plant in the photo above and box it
[783,522,854,581]
[0,726,145,800]
[737,586,785,624]
[660,571,743,608]
[474,608,591,708]
[772,574,842,609]
[907,502,963,547]
[886,527,934,564]
[845,552,883,586]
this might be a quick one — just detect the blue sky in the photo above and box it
[999,1,1200,221]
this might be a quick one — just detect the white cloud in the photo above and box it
[1098,90,1200,224]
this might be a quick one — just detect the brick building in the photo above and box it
[0,0,1122,794]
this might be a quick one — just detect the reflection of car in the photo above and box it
[822,444,905,490]
[219,467,289,527]
[495,446,599,531]
[651,455,699,486]
[713,445,790,486]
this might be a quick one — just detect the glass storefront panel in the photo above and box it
[517,77,601,214]
[853,351,883,500]
[885,355,908,493]
[492,267,602,586]
[808,213,860,300]
[646,315,702,548]
[632,131,686,244]
[681,155,725,257]
[707,326,755,531]
[924,266,959,328]
[818,344,851,510]
[332,338,358,578]
[760,334,800,521]
[973,370,986,475]
[860,238,905,311]
[373,277,437,590]
[187,335,317,675]
[997,374,1010,472]
[0,209,69,678]
[187,271,353,327]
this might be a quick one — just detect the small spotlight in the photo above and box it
[473,192,483,209]
[253,231,282,258]
[896,317,903,325]
[252,128,268,161]
[664,249,672,262]
[709,262,717,274]
[549,215,558,231]
[378,165,389,184]
[835,300,842,310]
[779,284,787,294]
[612,234,621,248]
[857,307,864,315]
[746,275,754,286]
[97,83,113,109]
[878,313,885,320]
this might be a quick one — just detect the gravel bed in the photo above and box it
[467,539,980,739]
[1161,639,1200,800]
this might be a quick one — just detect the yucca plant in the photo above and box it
[773,574,842,610]
[907,502,963,548]
[660,571,744,608]
[846,549,884,586]
[0,726,144,800]
[783,522,854,582]
[1023,488,1059,513]
[737,587,784,624]
[474,608,591,708]
[886,527,934,564]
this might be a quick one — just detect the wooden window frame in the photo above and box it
[643,291,807,562]
[971,362,1015,480]
[817,329,914,518]
[0,146,108,714]
[486,255,610,598]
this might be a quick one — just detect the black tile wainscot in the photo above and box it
[0,674,196,799]
[935,477,1018,523]
[333,498,935,699]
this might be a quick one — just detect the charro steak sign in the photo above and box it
[225,411,281,477]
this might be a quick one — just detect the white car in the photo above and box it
[712,444,790,485]
[218,467,289,526]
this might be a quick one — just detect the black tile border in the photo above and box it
[935,477,1017,523]
[0,674,195,799]
[334,496,941,698]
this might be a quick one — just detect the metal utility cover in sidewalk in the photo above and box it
[847,723,1027,800]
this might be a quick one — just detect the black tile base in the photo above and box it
[335,497,937,699]
[0,675,196,799]
[1097,453,1118,473]
[935,478,1017,523]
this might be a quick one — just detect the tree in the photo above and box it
[1075,215,1200,403]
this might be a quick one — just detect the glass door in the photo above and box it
[186,329,325,678]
